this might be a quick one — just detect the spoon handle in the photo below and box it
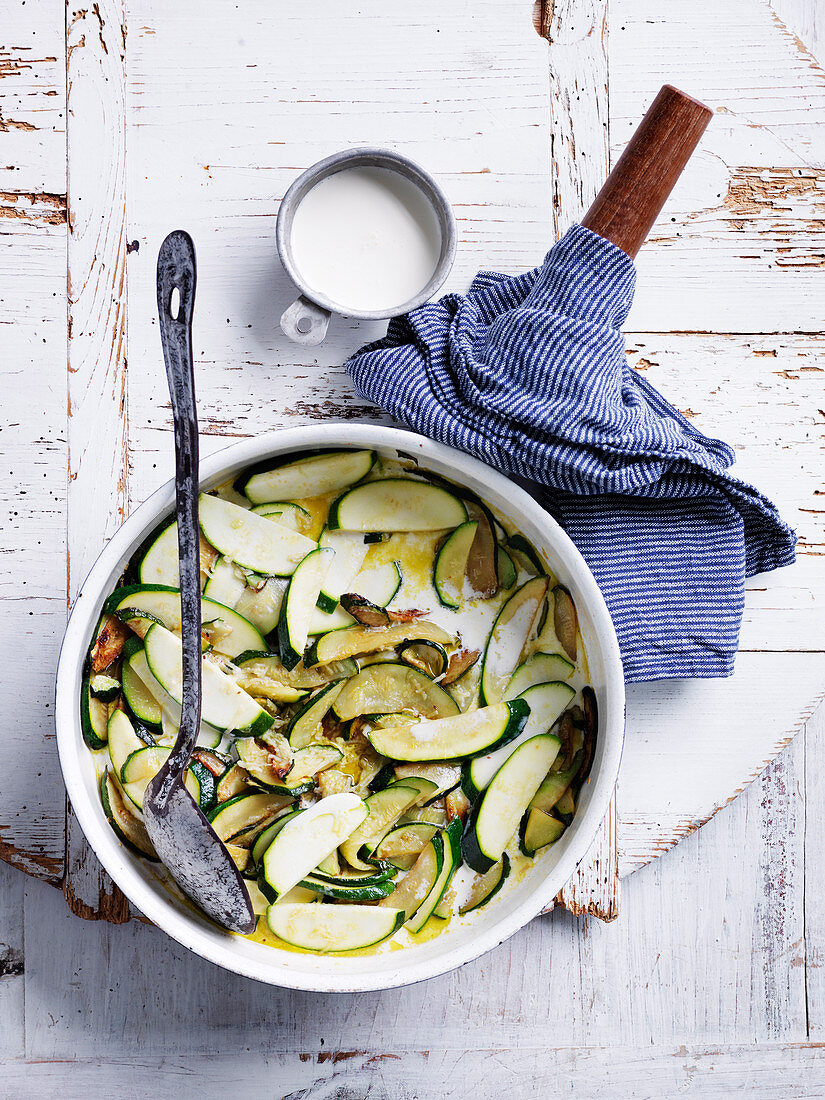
[581,84,713,259]
[156,230,202,773]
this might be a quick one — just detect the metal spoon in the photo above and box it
[142,230,255,935]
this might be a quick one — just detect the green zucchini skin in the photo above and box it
[328,478,467,533]
[188,759,217,813]
[80,671,109,749]
[495,547,517,590]
[299,875,397,902]
[462,734,560,873]
[367,697,530,764]
[519,808,566,856]
[459,852,511,914]
[505,534,545,576]
[285,680,345,748]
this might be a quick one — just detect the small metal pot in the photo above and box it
[276,147,457,346]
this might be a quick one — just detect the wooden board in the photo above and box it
[4,2,825,1089]
[0,0,823,937]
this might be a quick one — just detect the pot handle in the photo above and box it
[581,84,713,259]
[280,295,331,346]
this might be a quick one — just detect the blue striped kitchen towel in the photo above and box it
[346,224,797,682]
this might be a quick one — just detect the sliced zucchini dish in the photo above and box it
[81,448,596,954]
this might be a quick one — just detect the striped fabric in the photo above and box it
[346,225,797,682]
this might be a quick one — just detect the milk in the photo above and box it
[289,166,442,313]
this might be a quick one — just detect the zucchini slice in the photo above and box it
[259,793,368,901]
[372,821,441,868]
[459,852,511,914]
[316,849,339,877]
[120,745,204,810]
[266,902,403,953]
[233,577,288,637]
[378,833,443,921]
[233,652,357,690]
[553,585,578,662]
[108,708,153,780]
[286,681,346,749]
[406,819,462,933]
[305,619,453,667]
[108,584,267,658]
[309,863,396,886]
[495,547,517,590]
[329,478,468,533]
[393,761,461,800]
[480,577,549,705]
[397,640,448,679]
[506,533,545,576]
[289,742,344,781]
[235,738,306,795]
[242,449,376,505]
[143,624,273,736]
[464,680,571,797]
[529,752,583,813]
[208,791,294,844]
[122,647,162,728]
[138,522,180,586]
[215,763,252,804]
[332,662,459,722]
[198,493,316,576]
[81,672,110,749]
[202,556,247,608]
[307,558,402,634]
[251,501,313,535]
[99,768,158,860]
[520,808,565,856]
[339,784,424,871]
[250,807,303,865]
[462,733,561,873]
[300,874,397,902]
[367,699,529,763]
[432,521,478,609]
[90,674,121,703]
[316,530,369,613]
[504,652,575,700]
[277,547,334,669]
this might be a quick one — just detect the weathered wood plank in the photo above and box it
[23,739,807,1060]
[771,0,825,70]
[541,0,618,922]
[610,0,825,334]
[0,861,25,1061]
[0,0,65,196]
[5,1044,825,1097]
[0,1,68,882]
[64,0,130,922]
[804,701,825,1036]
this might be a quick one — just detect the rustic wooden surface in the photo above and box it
[1,0,824,1092]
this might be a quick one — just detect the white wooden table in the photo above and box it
[2,0,825,1093]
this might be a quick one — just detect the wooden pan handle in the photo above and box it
[581,85,713,259]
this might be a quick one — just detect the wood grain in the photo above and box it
[3,1044,825,1096]
[64,0,130,923]
[542,0,618,922]
[0,0,69,882]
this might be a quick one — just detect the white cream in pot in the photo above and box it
[289,166,442,312]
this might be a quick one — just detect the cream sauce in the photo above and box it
[289,166,442,312]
